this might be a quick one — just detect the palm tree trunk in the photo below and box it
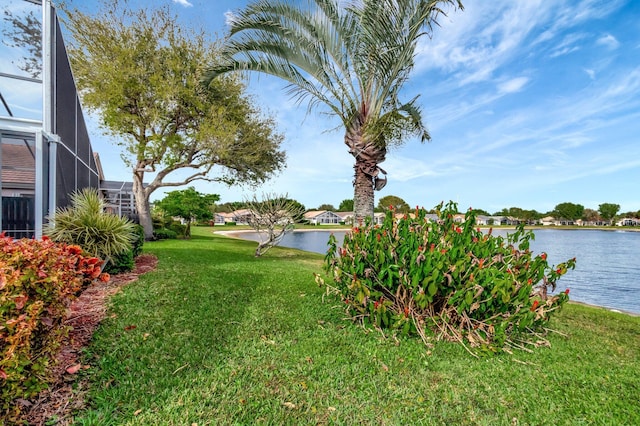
[345,122,387,225]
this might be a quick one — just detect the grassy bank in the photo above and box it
[73,227,640,425]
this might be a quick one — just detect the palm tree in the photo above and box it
[205,0,463,222]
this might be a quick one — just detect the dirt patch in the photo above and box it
[19,254,158,426]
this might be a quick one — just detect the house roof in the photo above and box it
[304,210,342,219]
[1,142,35,187]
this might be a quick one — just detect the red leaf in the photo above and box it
[66,364,82,374]
[124,325,137,331]
[0,369,7,380]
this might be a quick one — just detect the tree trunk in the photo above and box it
[133,173,154,240]
[353,160,375,225]
[344,120,387,225]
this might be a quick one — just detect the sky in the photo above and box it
[8,0,640,214]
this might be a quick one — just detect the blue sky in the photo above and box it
[71,0,640,213]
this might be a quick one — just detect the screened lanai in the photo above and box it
[0,0,100,238]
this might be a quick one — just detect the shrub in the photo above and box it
[153,228,177,240]
[45,188,137,262]
[0,234,108,421]
[322,202,576,355]
[169,222,187,237]
[103,225,144,275]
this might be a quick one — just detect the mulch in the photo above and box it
[18,254,158,426]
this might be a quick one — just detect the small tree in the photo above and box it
[377,195,410,213]
[338,199,354,212]
[155,187,220,238]
[62,2,285,240]
[553,202,584,222]
[317,204,336,211]
[598,203,620,225]
[245,193,306,257]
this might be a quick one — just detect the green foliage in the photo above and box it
[168,223,187,237]
[62,2,286,239]
[0,235,108,422]
[338,199,354,212]
[317,204,336,211]
[598,203,620,221]
[206,0,464,221]
[323,202,576,354]
[153,228,178,240]
[45,188,137,262]
[377,195,410,213]
[103,249,134,275]
[156,188,218,224]
[553,202,585,221]
[103,224,145,275]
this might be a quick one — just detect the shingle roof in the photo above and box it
[1,143,35,186]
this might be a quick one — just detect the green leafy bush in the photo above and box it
[0,234,108,422]
[153,228,178,240]
[169,222,187,237]
[323,202,576,354]
[103,225,144,274]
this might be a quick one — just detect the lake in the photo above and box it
[233,228,640,315]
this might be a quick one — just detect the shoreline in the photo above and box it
[213,228,640,318]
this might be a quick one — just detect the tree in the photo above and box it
[155,187,219,238]
[598,203,620,224]
[317,204,336,211]
[62,2,286,239]
[377,195,410,213]
[245,193,306,257]
[205,0,463,223]
[553,202,584,222]
[471,208,491,216]
[338,199,354,212]
[582,208,600,224]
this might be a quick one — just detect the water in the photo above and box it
[235,229,640,314]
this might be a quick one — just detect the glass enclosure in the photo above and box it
[0,0,101,238]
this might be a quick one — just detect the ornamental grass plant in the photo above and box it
[45,188,137,266]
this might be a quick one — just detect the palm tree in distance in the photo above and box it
[205,0,463,223]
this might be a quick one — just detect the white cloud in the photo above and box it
[596,33,620,49]
[548,32,587,58]
[498,77,529,94]
[172,0,193,7]
[584,68,596,80]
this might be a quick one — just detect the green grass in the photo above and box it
[73,227,640,425]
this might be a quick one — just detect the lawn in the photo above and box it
[73,226,640,425]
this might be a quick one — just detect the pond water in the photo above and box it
[235,229,640,314]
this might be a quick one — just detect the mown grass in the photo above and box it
[73,226,640,425]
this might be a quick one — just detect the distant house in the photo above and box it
[335,211,354,225]
[475,215,491,226]
[232,209,254,225]
[212,213,228,225]
[304,210,342,225]
[616,218,640,226]
[540,216,556,226]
